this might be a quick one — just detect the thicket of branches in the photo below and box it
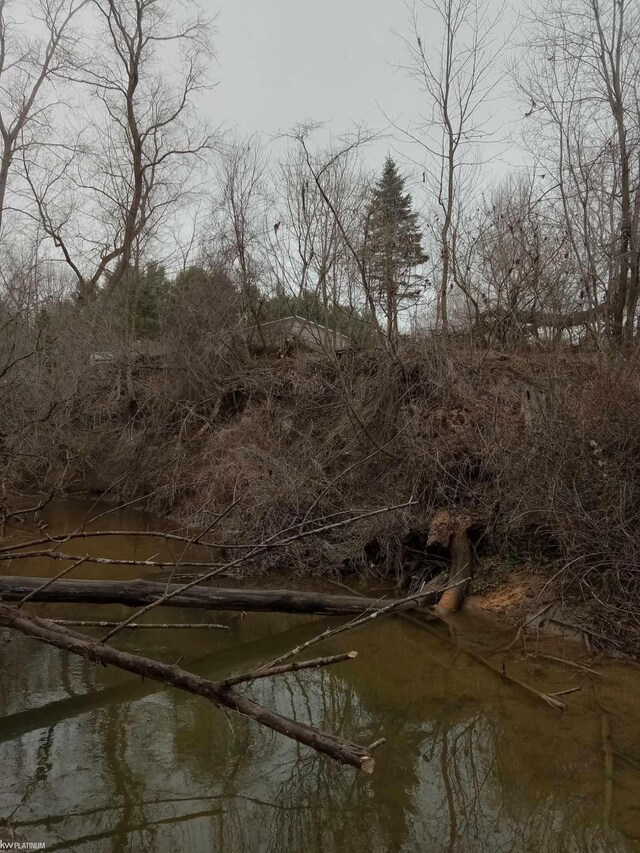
[1,0,640,640]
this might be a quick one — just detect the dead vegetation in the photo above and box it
[0,0,638,790]
[5,327,640,652]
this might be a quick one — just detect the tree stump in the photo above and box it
[427,509,472,612]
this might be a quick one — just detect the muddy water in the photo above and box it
[1,500,640,852]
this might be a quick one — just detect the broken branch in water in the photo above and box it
[50,620,230,630]
[533,653,604,677]
[251,584,452,674]
[17,555,90,607]
[220,651,358,688]
[331,578,568,713]
[0,603,377,772]
[405,609,567,712]
[549,617,620,649]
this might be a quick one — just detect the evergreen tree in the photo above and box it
[365,157,428,339]
[133,262,168,339]
[102,261,168,339]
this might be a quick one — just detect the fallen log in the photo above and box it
[50,620,230,630]
[0,603,377,771]
[0,575,441,616]
[0,617,340,745]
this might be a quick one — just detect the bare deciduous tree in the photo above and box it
[291,124,387,345]
[213,134,268,344]
[0,0,86,235]
[267,140,371,350]
[399,0,507,334]
[518,0,640,348]
[27,0,216,301]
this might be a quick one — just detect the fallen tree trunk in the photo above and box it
[0,576,441,615]
[0,603,377,771]
[0,616,340,745]
[50,620,230,630]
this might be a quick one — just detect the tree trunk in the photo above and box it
[427,510,472,613]
[0,576,442,615]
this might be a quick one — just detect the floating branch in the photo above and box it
[0,604,377,772]
[220,651,359,688]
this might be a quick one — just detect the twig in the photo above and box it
[602,712,614,826]
[50,620,230,630]
[548,683,584,698]
[17,555,90,607]
[220,651,358,688]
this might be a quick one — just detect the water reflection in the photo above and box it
[1,500,639,851]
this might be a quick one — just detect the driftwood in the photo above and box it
[0,575,441,616]
[0,603,378,772]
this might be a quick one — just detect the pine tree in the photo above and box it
[365,157,428,339]
[132,262,168,339]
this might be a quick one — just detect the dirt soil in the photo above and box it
[469,568,546,616]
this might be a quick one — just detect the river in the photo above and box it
[0,499,639,851]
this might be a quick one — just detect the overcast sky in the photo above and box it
[207,0,528,180]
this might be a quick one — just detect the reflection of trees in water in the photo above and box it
[2,641,638,852]
[409,712,633,853]
[417,712,502,850]
[228,668,416,853]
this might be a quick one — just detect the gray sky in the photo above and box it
[208,0,527,178]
